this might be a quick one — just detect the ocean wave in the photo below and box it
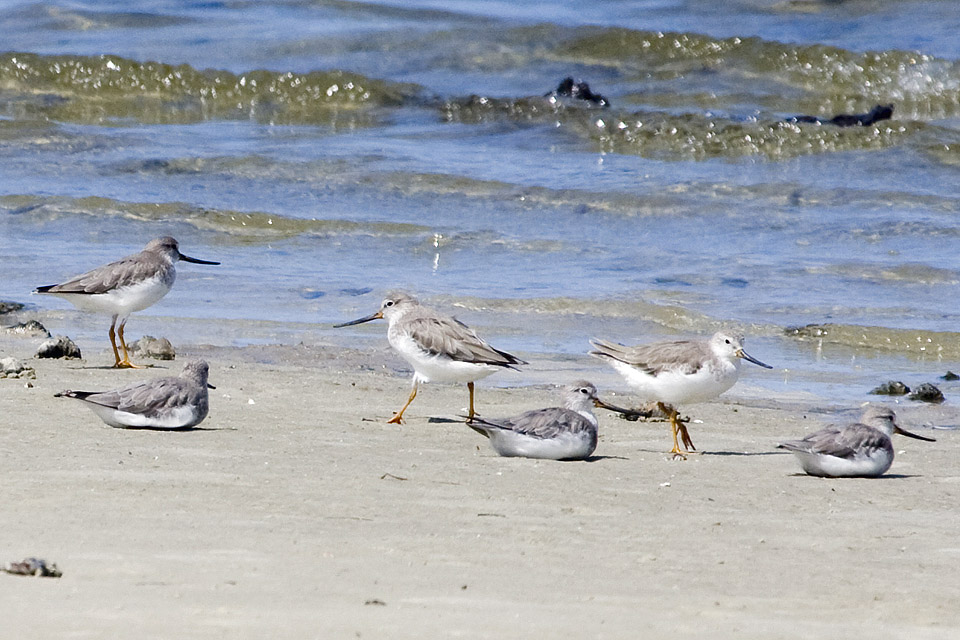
[0,52,421,125]
[0,195,430,238]
[554,27,960,118]
[786,323,960,359]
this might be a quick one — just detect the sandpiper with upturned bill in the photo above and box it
[466,380,621,460]
[590,331,772,457]
[334,292,525,424]
[777,405,934,477]
[35,237,219,368]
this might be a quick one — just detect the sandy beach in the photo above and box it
[1,330,958,639]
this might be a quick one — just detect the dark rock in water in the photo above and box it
[4,320,51,338]
[941,371,959,381]
[130,335,176,360]
[909,383,945,404]
[2,557,62,578]
[0,301,25,315]
[36,335,82,360]
[870,381,910,396]
[545,77,610,108]
[788,104,894,127]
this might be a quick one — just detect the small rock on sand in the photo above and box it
[0,357,37,379]
[36,335,82,360]
[4,320,51,338]
[130,336,176,360]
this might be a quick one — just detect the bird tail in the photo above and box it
[588,338,631,363]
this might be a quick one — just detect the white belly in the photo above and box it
[610,359,739,405]
[87,403,203,429]
[51,275,171,317]
[391,335,499,384]
[794,450,893,478]
[488,430,595,460]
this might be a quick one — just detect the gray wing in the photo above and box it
[37,251,167,295]
[778,424,889,459]
[590,338,709,375]
[476,407,593,439]
[116,377,199,417]
[406,314,525,368]
[73,377,195,416]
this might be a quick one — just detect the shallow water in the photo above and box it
[2,0,960,406]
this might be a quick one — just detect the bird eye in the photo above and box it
[384,300,394,307]
[579,387,588,394]
[724,338,731,344]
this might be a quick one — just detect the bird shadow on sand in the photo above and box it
[701,450,789,457]
[67,363,166,371]
[783,472,921,479]
[116,425,234,432]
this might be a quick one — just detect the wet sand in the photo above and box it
[0,335,958,639]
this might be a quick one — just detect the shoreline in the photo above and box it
[1,334,957,638]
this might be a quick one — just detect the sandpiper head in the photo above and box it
[182,359,214,388]
[334,291,419,328]
[563,379,622,413]
[146,236,220,266]
[860,405,935,442]
[711,332,772,369]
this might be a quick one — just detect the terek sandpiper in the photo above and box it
[35,237,219,368]
[334,292,525,423]
[777,405,934,477]
[55,360,213,429]
[590,331,772,456]
[466,380,619,460]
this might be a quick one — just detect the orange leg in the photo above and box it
[387,381,418,424]
[466,381,478,421]
[114,318,141,369]
[659,402,696,458]
[677,417,697,452]
[107,316,122,367]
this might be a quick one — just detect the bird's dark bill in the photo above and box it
[894,425,936,442]
[741,350,773,369]
[179,253,220,265]
[333,311,383,328]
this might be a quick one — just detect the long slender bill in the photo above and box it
[738,349,773,369]
[333,310,383,328]
[894,425,936,442]
[178,252,220,265]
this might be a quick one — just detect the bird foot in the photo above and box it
[113,361,143,369]
[386,414,405,425]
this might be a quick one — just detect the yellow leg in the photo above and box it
[677,418,697,452]
[659,402,695,458]
[114,318,141,369]
[466,381,478,421]
[107,316,122,367]
[387,381,418,424]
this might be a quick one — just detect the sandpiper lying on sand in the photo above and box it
[777,405,934,477]
[55,360,213,429]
